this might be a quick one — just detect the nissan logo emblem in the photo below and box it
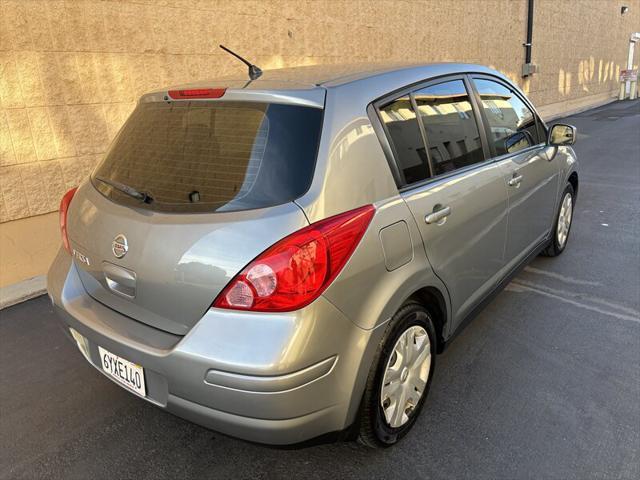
[112,234,128,259]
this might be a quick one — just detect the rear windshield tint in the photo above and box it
[92,101,323,213]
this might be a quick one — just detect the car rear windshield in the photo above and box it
[91,100,323,213]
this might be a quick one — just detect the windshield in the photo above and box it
[92,101,323,213]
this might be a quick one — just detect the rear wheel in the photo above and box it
[542,183,575,257]
[358,302,436,448]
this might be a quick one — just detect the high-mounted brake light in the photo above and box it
[213,205,376,312]
[167,88,226,99]
[59,187,78,254]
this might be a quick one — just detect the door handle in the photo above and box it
[103,262,136,298]
[508,174,523,187]
[425,206,451,225]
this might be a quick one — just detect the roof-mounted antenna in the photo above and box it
[219,44,263,81]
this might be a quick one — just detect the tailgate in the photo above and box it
[67,183,308,335]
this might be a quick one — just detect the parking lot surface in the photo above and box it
[1,100,639,479]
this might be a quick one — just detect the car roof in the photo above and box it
[154,62,507,91]
[143,62,510,108]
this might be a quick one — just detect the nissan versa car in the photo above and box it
[47,62,578,448]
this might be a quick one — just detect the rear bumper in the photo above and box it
[47,249,382,445]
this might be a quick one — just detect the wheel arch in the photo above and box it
[567,170,579,200]
[405,286,448,353]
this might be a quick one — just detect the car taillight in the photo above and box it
[168,88,226,99]
[213,205,375,312]
[59,187,77,254]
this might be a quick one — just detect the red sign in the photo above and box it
[620,69,638,82]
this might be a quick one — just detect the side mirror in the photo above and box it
[548,123,577,146]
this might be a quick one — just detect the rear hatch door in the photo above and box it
[67,91,324,335]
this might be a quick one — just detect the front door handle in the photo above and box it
[508,174,523,187]
[425,206,451,225]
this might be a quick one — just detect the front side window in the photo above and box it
[379,96,430,184]
[473,78,543,156]
[413,80,485,176]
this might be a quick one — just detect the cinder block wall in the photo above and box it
[0,0,638,286]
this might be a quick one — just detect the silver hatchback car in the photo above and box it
[48,62,578,448]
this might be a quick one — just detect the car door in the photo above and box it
[470,76,561,265]
[376,77,510,328]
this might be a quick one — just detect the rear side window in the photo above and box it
[413,80,485,177]
[379,96,430,184]
[92,101,323,213]
[473,78,543,156]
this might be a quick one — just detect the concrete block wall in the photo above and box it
[0,0,638,287]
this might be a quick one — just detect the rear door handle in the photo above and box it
[425,206,451,225]
[508,174,523,187]
[103,262,136,298]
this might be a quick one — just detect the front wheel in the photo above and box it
[542,183,575,257]
[358,302,436,448]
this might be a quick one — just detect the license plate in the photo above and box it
[98,346,146,397]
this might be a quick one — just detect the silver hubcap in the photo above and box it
[380,325,431,428]
[557,193,573,248]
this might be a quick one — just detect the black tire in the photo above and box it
[541,183,575,257]
[357,301,437,448]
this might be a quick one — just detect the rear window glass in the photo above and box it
[413,80,485,176]
[92,101,323,213]
[379,96,430,185]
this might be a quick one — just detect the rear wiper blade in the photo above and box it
[95,176,154,204]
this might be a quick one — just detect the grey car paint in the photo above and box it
[47,62,578,445]
[68,182,309,335]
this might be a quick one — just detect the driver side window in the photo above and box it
[473,78,543,157]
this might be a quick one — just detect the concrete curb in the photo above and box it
[0,276,47,310]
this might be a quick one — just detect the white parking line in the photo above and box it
[523,266,602,286]
[506,281,640,323]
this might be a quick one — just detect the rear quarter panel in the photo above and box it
[322,197,451,333]
[295,82,399,222]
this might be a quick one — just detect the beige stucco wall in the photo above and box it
[0,210,59,287]
[1,0,638,287]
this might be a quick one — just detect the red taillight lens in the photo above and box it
[59,187,77,254]
[213,205,375,312]
[167,88,226,99]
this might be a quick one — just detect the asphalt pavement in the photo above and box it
[1,100,639,480]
